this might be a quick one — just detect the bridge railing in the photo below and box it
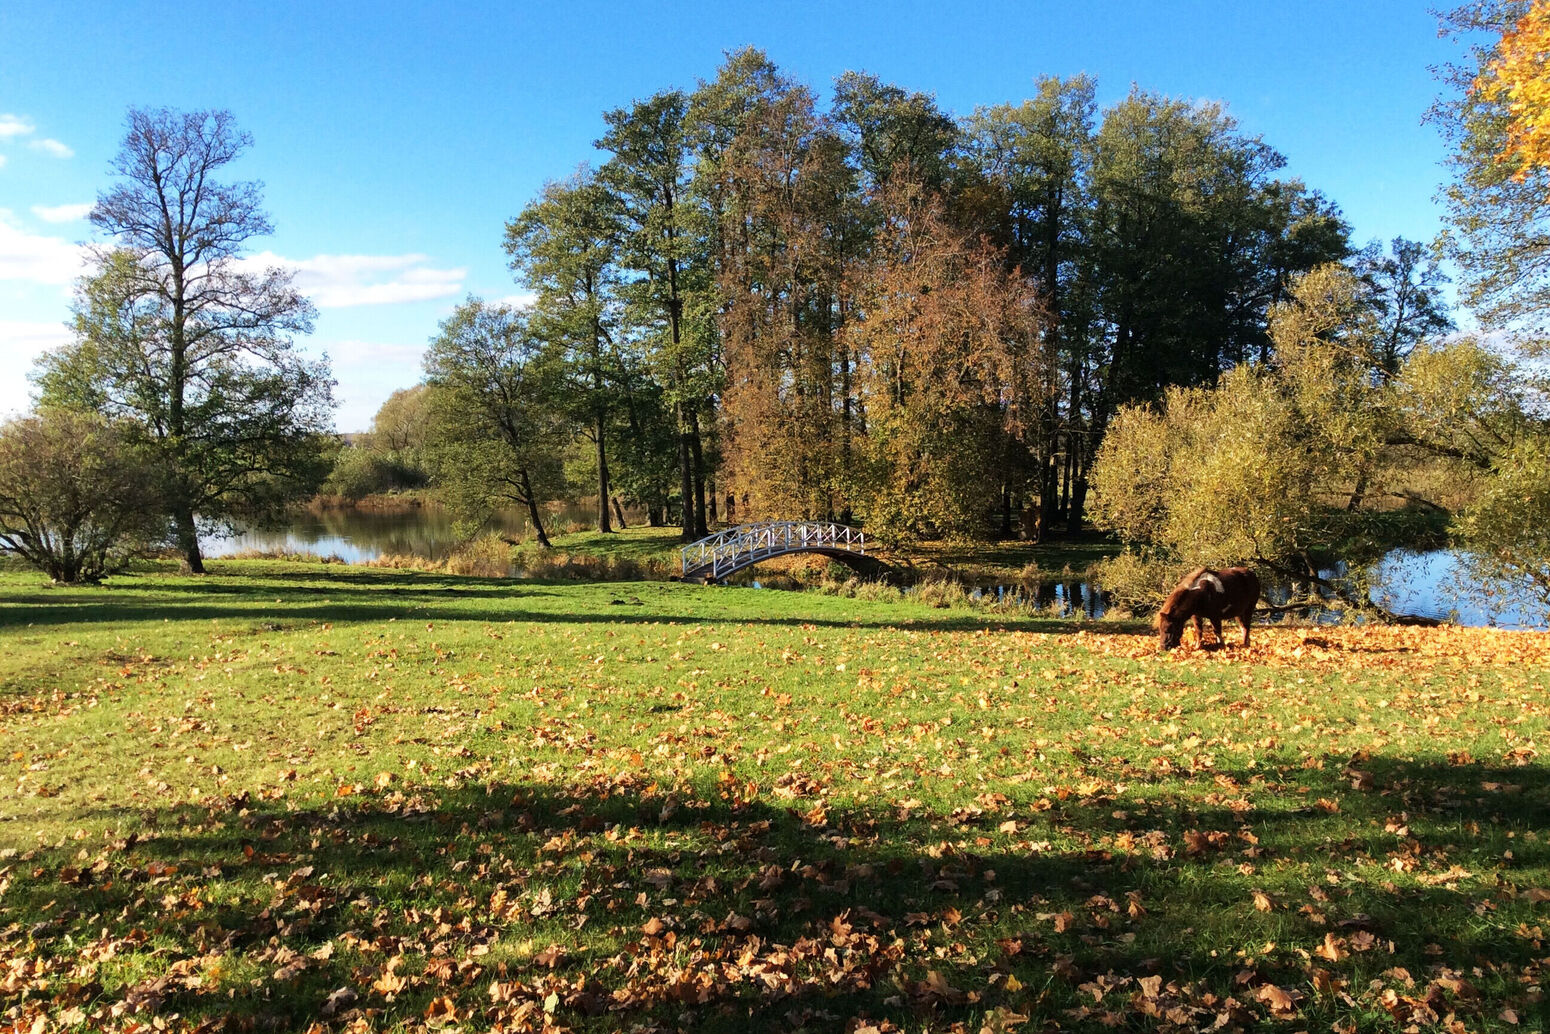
[681,521,867,580]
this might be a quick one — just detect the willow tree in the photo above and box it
[1090,264,1526,609]
[35,109,332,573]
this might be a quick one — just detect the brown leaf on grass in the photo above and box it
[424,996,459,1024]
[534,944,568,968]
[913,969,965,1004]
[1251,890,1274,913]
[1254,983,1299,1016]
[979,1005,1030,1033]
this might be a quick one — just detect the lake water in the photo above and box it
[203,502,594,565]
[204,507,1547,629]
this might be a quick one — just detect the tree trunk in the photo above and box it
[595,415,613,533]
[174,504,204,574]
[676,403,697,543]
[688,408,709,538]
[1067,466,1090,535]
[612,496,628,529]
[520,470,551,547]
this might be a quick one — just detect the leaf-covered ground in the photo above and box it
[1,562,1547,1033]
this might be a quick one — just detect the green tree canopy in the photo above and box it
[0,409,164,583]
[422,300,567,547]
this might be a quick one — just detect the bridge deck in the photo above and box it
[680,521,878,583]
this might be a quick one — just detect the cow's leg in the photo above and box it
[1193,614,1204,646]
[1240,614,1252,647]
[1211,617,1223,646]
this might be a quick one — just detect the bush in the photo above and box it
[1088,548,1181,613]
[445,533,514,578]
[0,410,163,582]
[322,446,428,500]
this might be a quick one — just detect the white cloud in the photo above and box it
[29,138,73,159]
[0,155,6,170]
[240,251,466,308]
[494,291,537,310]
[0,212,89,285]
[0,114,34,140]
[0,321,72,416]
[31,202,93,224]
[327,338,426,367]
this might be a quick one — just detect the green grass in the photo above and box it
[1,560,1547,1033]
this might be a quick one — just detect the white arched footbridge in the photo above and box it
[679,521,886,583]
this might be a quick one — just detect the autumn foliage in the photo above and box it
[1480,0,1550,181]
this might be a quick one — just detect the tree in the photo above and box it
[321,386,434,500]
[506,171,625,534]
[965,76,1098,535]
[1077,90,1350,531]
[599,90,715,540]
[852,183,1049,541]
[1354,237,1454,375]
[422,300,566,547]
[831,71,960,193]
[0,409,163,583]
[1434,1,1550,333]
[35,108,332,572]
[1090,264,1518,610]
[368,385,434,464]
[1456,435,1550,616]
[710,72,861,522]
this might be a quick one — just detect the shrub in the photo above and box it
[1088,548,1179,613]
[911,577,970,609]
[445,533,514,578]
[322,446,428,500]
[0,409,163,582]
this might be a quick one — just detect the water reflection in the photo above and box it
[1372,549,1544,630]
[204,503,593,565]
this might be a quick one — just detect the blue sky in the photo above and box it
[0,1,1469,430]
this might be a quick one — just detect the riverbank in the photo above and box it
[2,560,1547,1032]
[523,524,1119,583]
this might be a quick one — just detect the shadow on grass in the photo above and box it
[5,755,1545,1033]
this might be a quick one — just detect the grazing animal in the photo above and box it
[1157,566,1261,650]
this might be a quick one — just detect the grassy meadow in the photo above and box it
[1,560,1548,1032]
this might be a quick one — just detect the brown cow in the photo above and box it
[1157,567,1261,650]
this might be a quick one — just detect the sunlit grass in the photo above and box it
[1,561,1545,1032]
